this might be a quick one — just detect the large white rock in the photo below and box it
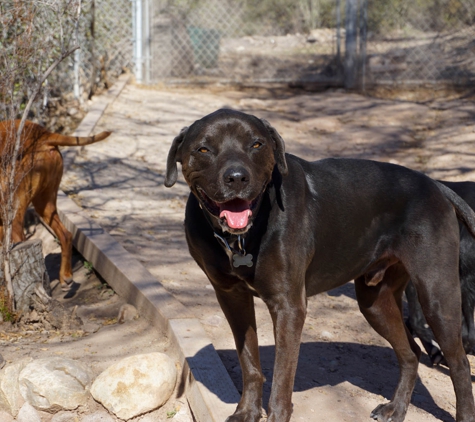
[0,409,14,422]
[51,411,80,422]
[16,402,41,422]
[19,357,92,412]
[90,353,177,420]
[0,358,32,416]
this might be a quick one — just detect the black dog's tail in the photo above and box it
[436,181,475,238]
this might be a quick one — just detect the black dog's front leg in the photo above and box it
[215,287,265,422]
[264,290,307,422]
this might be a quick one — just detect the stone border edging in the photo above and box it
[57,193,240,422]
[58,76,241,422]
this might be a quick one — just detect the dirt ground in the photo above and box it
[0,219,192,421]
[55,82,475,422]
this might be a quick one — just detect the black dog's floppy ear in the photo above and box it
[164,126,188,187]
[261,118,288,176]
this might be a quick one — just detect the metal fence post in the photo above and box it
[344,0,358,89]
[143,0,151,84]
[133,0,143,83]
[359,0,368,91]
[336,0,341,61]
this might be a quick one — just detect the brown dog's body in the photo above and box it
[0,120,111,288]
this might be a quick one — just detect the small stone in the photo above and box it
[117,304,138,324]
[82,322,102,334]
[0,358,32,416]
[329,360,339,372]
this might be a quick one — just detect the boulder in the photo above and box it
[90,353,176,420]
[0,410,14,422]
[19,357,92,412]
[0,358,32,416]
[51,411,80,422]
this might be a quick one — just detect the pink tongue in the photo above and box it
[219,209,252,229]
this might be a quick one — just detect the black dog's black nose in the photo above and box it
[223,166,250,187]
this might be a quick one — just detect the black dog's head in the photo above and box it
[165,109,288,234]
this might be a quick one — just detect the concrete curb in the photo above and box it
[59,78,241,421]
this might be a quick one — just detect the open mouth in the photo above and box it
[197,187,262,230]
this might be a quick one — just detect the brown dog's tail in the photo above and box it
[436,181,475,238]
[44,131,112,147]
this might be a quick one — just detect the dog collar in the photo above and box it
[213,232,253,268]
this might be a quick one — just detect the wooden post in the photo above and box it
[345,0,358,89]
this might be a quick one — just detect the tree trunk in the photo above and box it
[0,239,51,315]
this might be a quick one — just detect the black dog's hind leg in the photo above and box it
[355,264,421,422]
[460,273,475,355]
[405,281,446,365]
[413,270,475,421]
[215,288,265,422]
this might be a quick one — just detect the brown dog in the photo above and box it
[0,120,111,289]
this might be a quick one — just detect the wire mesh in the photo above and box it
[363,0,475,86]
[70,0,133,99]
[145,0,475,89]
[149,0,343,84]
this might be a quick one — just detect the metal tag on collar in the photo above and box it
[232,252,253,268]
[233,235,253,268]
[213,233,253,268]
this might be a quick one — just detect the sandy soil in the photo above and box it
[58,82,475,422]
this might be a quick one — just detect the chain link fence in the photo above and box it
[67,0,133,101]
[4,0,472,123]
[362,0,475,88]
[136,0,475,92]
[146,0,343,85]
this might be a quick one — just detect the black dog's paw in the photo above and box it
[225,410,262,422]
[370,402,406,422]
[429,346,448,367]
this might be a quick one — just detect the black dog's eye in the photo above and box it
[252,141,262,149]
[198,147,210,153]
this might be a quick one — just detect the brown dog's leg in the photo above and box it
[264,289,307,422]
[215,288,264,422]
[355,264,420,422]
[33,194,73,289]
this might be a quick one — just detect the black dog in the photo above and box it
[165,109,475,422]
[406,180,475,365]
